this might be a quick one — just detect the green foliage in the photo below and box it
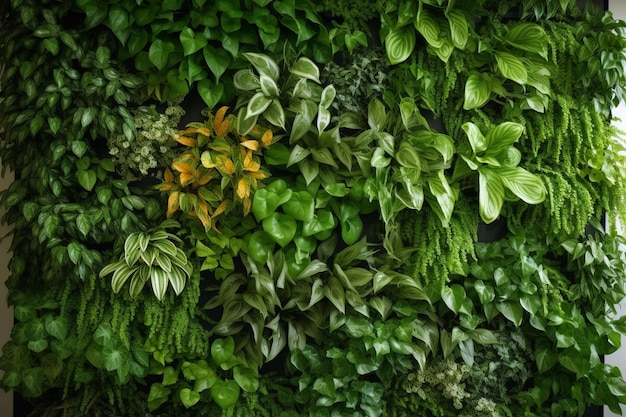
[321,47,392,118]
[2,1,626,416]
[99,219,193,301]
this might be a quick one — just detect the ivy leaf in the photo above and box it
[441,284,466,314]
[149,39,176,71]
[197,79,224,109]
[179,388,201,408]
[180,27,208,56]
[203,45,230,82]
[77,170,97,191]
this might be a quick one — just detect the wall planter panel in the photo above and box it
[1,1,626,416]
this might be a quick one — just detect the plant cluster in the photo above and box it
[2,1,626,417]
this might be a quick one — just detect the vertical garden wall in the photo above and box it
[2,0,626,416]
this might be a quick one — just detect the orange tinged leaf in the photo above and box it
[172,160,194,174]
[236,178,250,199]
[242,197,251,216]
[197,199,211,227]
[220,157,235,175]
[175,135,197,147]
[196,172,212,186]
[215,120,230,137]
[212,200,229,218]
[164,167,174,183]
[214,106,229,128]
[167,191,180,218]
[261,129,273,147]
[240,140,259,151]
[179,172,195,186]
[247,171,266,179]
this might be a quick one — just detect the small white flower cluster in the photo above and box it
[108,101,185,181]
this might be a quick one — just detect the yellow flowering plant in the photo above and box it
[156,106,276,232]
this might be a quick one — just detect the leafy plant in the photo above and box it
[157,106,275,230]
[453,121,547,224]
[99,219,193,300]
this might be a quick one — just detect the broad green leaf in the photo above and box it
[385,26,416,65]
[324,276,346,314]
[445,9,468,49]
[368,99,387,131]
[464,72,491,110]
[233,70,259,91]
[282,191,315,221]
[179,388,200,408]
[262,212,297,247]
[210,379,240,409]
[495,51,528,84]
[263,99,286,129]
[150,267,169,301]
[416,5,444,49]
[535,347,557,372]
[478,168,505,224]
[203,45,230,82]
[149,39,175,71]
[396,141,421,169]
[497,167,546,204]
[496,301,523,326]
[211,337,235,367]
[246,92,272,117]
[485,122,524,151]
[505,23,548,60]
[243,52,279,80]
[180,27,207,56]
[197,79,224,109]
[461,122,486,154]
[289,57,320,83]
[259,73,279,96]
[77,169,97,191]
[233,365,259,392]
[441,284,466,314]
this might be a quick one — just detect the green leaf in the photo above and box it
[179,388,200,408]
[246,231,275,263]
[263,99,286,130]
[150,267,169,301]
[324,276,346,314]
[252,180,293,221]
[211,337,235,367]
[210,379,240,409]
[246,92,272,117]
[45,315,68,340]
[259,73,280,97]
[233,70,259,91]
[197,79,224,109]
[203,45,231,82]
[77,170,97,191]
[416,5,443,49]
[478,168,504,224]
[243,52,279,80]
[445,9,468,49]
[496,301,524,326]
[464,72,491,110]
[289,57,321,84]
[233,365,259,392]
[441,284,466,314]
[505,23,548,59]
[497,167,546,204]
[262,212,297,247]
[180,27,208,56]
[385,26,415,65]
[282,191,315,221]
[461,122,487,154]
[485,122,524,151]
[149,39,176,71]
[495,51,528,84]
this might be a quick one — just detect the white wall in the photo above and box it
[605,2,626,416]
[0,170,13,416]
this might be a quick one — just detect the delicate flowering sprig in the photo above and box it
[156,106,275,231]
